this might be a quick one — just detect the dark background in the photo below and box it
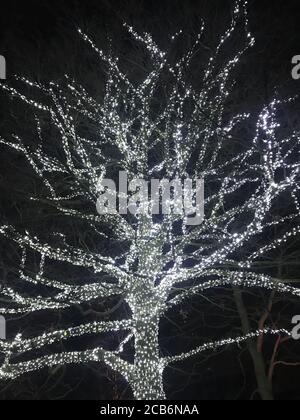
[0,0,300,401]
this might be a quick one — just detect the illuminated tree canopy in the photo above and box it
[0,0,299,400]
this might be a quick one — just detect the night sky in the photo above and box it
[0,0,300,401]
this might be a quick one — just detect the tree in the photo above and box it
[0,0,299,400]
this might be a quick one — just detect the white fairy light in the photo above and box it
[0,0,299,400]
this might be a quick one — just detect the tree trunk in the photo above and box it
[233,287,274,401]
[127,277,166,400]
[132,314,165,400]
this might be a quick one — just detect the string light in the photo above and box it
[0,0,299,400]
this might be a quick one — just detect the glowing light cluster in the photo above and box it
[0,0,299,400]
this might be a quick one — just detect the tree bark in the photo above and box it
[233,287,274,401]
